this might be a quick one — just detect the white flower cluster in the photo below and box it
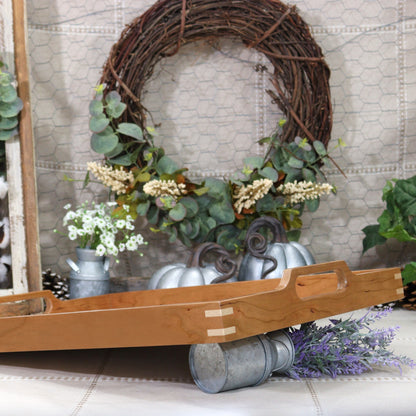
[277,181,334,205]
[61,201,146,258]
[233,178,273,214]
[87,162,134,195]
[143,179,186,199]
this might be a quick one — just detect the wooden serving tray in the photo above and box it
[0,261,403,353]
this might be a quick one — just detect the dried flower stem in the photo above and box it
[143,179,187,199]
[87,162,134,195]
[277,180,333,205]
[233,178,273,214]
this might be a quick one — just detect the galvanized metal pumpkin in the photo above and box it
[238,216,315,281]
[148,242,237,290]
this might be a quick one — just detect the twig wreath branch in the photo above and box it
[89,0,338,250]
[100,0,332,146]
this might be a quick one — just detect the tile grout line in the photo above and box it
[69,350,112,416]
[305,379,324,416]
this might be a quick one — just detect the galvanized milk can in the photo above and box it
[66,247,110,299]
[189,329,295,393]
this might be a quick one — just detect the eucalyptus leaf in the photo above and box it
[305,197,320,212]
[322,156,332,167]
[256,193,276,213]
[244,156,263,170]
[0,97,23,118]
[0,84,17,103]
[208,200,235,224]
[303,149,318,163]
[180,197,199,218]
[89,115,110,133]
[288,157,304,169]
[117,123,144,141]
[188,221,201,240]
[302,167,316,183]
[91,127,118,154]
[194,195,211,212]
[284,166,302,183]
[205,178,228,199]
[178,229,192,247]
[147,206,159,224]
[259,166,278,182]
[0,127,17,141]
[108,154,134,166]
[271,147,288,170]
[206,217,217,229]
[105,90,121,106]
[167,226,178,243]
[216,226,241,251]
[169,202,187,222]
[105,143,124,158]
[313,140,327,156]
[89,99,103,117]
[156,156,179,175]
[107,102,127,119]
[137,201,151,216]
[0,115,18,129]
[179,220,192,236]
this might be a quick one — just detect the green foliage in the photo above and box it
[0,62,23,143]
[88,90,341,252]
[88,84,146,164]
[362,175,416,285]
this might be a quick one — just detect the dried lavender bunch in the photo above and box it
[285,307,415,379]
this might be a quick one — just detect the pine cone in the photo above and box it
[42,269,70,300]
[398,281,416,311]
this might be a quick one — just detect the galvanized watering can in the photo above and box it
[66,247,110,299]
[189,329,295,393]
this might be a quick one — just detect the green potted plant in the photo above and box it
[362,175,416,308]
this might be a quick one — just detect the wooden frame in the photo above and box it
[0,0,41,296]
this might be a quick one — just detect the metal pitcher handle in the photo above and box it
[66,258,80,274]
[104,257,110,272]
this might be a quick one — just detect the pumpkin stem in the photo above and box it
[245,216,289,245]
[186,242,237,284]
[244,216,288,279]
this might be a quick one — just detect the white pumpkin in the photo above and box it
[238,216,315,281]
[148,242,237,290]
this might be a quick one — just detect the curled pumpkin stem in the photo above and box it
[186,242,237,284]
[244,216,289,279]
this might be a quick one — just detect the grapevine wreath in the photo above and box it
[88,0,341,251]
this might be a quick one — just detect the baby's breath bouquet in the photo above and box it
[58,201,146,259]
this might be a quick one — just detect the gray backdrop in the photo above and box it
[26,0,416,278]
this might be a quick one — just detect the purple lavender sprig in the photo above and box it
[285,307,415,379]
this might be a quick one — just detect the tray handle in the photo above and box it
[0,290,58,314]
[281,260,350,298]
